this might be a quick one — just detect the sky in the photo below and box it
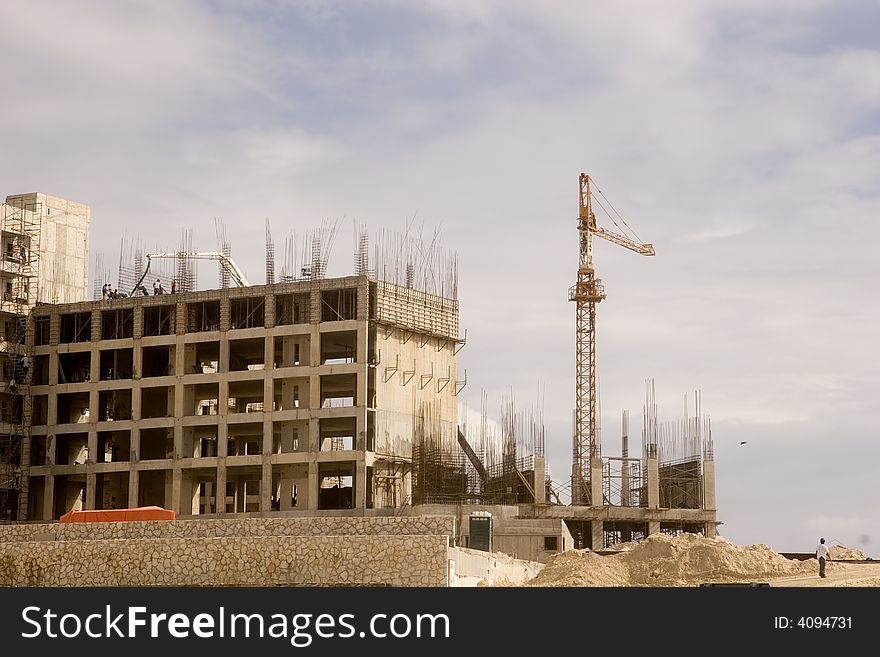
[1,0,878,554]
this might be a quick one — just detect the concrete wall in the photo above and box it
[37,193,90,305]
[408,505,572,563]
[448,546,542,585]
[0,534,449,586]
[374,324,458,460]
[373,281,460,465]
[493,518,574,564]
[0,515,455,543]
[2,193,90,306]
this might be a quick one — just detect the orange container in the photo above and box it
[59,506,176,523]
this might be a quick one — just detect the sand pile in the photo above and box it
[523,549,631,586]
[525,532,817,587]
[622,533,815,585]
[829,545,868,560]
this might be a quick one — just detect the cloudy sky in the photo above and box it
[2,1,878,553]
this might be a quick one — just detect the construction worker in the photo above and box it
[816,537,831,578]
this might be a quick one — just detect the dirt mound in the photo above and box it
[620,533,814,585]
[525,549,630,587]
[524,533,816,587]
[829,545,868,560]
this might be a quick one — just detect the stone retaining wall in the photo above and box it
[0,516,455,543]
[0,535,448,587]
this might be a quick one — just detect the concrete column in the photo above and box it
[46,434,56,466]
[308,417,319,452]
[89,388,100,423]
[47,391,58,426]
[89,349,100,384]
[533,455,546,504]
[219,336,230,373]
[130,383,142,421]
[90,309,101,342]
[355,458,366,508]
[356,279,370,321]
[235,478,245,512]
[590,461,603,507]
[621,462,632,508]
[310,325,320,366]
[217,422,228,457]
[263,416,273,454]
[263,353,273,415]
[648,520,661,536]
[172,468,182,515]
[43,474,54,520]
[702,459,716,510]
[219,294,231,332]
[127,469,139,508]
[356,408,366,451]
[264,292,275,328]
[164,470,174,510]
[307,460,318,511]
[261,462,272,512]
[591,520,604,551]
[310,290,321,326]
[129,426,140,462]
[132,306,143,340]
[309,374,320,413]
[280,471,293,511]
[132,340,142,380]
[216,463,227,514]
[356,321,368,365]
[87,428,98,465]
[356,332,368,412]
[190,475,200,515]
[85,472,96,509]
[647,456,660,509]
[176,299,187,335]
[177,340,188,378]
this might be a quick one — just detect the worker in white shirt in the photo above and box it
[816,537,831,578]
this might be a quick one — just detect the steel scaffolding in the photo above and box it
[0,197,41,522]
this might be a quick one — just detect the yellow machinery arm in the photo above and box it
[591,226,655,257]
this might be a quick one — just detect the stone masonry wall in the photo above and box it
[0,535,449,587]
[0,515,455,543]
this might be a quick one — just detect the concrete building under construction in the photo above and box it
[22,271,466,521]
[3,189,718,564]
[0,193,90,522]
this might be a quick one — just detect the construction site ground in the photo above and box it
[477,533,880,587]
[767,563,880,587]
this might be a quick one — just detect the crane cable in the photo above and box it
[592,182,645,245]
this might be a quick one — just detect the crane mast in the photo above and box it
[568,172,654,506]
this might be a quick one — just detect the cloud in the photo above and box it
[685,220,754,242]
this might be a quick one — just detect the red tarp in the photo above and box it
[59,506,176,523]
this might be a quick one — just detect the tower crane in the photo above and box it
[568,172,654,505]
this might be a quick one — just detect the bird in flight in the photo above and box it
[740,441,748,445]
